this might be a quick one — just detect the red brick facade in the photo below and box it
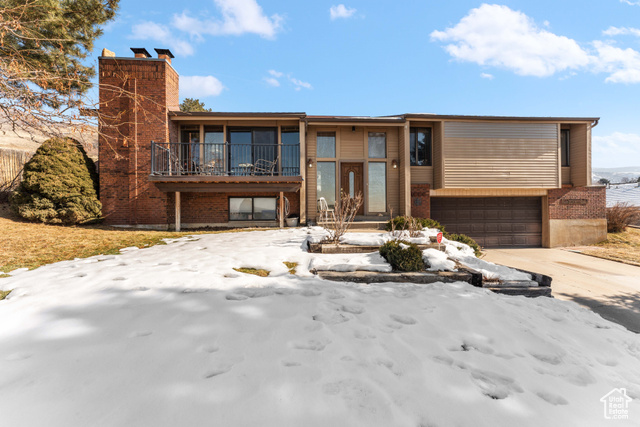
[166,192,301,224]
[548,186,606,220]
[98,57,179,225]
[411,184,431,218]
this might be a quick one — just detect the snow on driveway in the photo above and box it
[1,229,639,426]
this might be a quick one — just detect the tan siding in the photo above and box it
[433,121,443,189]
[430,188,548,197]
[410,166,433,184]
[561,167,571,185]
[443,122,559,188]
[398,124,409,215]
[299,120,306,223]
[385,128,400,215]
[570,123,588,187]
[340,127,364,159]
[306,127,318,220]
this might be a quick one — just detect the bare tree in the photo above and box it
[322,192,363,244]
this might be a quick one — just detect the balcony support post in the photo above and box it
[279,191,284,228]
[175,191,181,232]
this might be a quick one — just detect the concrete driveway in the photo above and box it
[483,248,640,333]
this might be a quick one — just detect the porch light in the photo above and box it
[392,159,398,169]
[308,158,314,168]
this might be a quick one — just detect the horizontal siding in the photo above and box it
[433,122,443,189]
[443,121,559,188]
[306,127,318,220]
[410,166,433,184]
[386,128,400,215]
[340,127,364,159]
[570,123,588,187]
[445,122,558,139]
[561,167,571,185]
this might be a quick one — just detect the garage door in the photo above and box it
[430,197,542,248]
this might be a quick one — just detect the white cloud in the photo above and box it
[264,77,280,87]
[603,26,640,37]
[621,0,640,5]
[180,75,225,97]
[289,77,312,91]
[330,4,357,20]
[130,21,194,56]
[593,41,640,83]
[593,132,640,166]
[480,73,494,79]
[268,69,283,78]
[430,4,591,77]
[172,0,283,39]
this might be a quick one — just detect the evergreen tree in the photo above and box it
[180,98,212,112]
[10,137,102,224]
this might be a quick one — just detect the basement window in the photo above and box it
[229,197,276,221]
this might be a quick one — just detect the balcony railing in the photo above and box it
[151,141,300,177]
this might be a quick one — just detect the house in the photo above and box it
[97,48,606,248]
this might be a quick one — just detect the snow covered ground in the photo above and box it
[1,228,640,426]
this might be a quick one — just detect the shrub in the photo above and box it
[10,137,101,224]
[385,216,445,233]
[444,233,482,257]
[379,240,424,272]
[606,203,640,233]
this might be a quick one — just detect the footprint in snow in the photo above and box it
[75,272,87,278]
[225,293,249,301]
[339,304,365,315]
[389,314,417,325]
[112,277,127,281]
[528,351,563,365]
[130,331,153,338]
[203,364,233,379]
[200,345,220,354]
[5,352,32,361]
[312,312,350,325]
[536,391,569,406]
[301,289,322,297]
[281,360,302,367]
[293,339,330,351]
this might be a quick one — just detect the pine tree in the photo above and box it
[180,98,212,112]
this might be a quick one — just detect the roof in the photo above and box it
[169,112,599,123]
[606,183,640,207]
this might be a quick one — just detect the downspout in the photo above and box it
[134,78,138,224]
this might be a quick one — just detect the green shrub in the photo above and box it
[385,216,445,232]
[379,240,424,272]
[444,233,482,257]
[10,137,101,225]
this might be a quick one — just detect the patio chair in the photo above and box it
[317,197,335,223]
[252,157,279,176]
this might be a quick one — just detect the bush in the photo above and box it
[379,240,425,272]
[444,233,482,257]
[607,203,640,233]
[10,137,101,224]
[385,216,445,233]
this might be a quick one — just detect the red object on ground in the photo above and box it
[437,232,443,244]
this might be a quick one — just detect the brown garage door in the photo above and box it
[430,197,542,248]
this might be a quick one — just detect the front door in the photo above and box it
[340,162,364,215]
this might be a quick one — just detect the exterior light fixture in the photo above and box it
[308,159,313,168]
[392,159,398,169]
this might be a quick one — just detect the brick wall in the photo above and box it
[548,186,606,220]
[98,57,179,225]
[411,184,430,218]
[166,191,301,224]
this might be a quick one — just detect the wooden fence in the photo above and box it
[0,149,33,192]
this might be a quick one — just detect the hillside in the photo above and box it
[593,166,640,184]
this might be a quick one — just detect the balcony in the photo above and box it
[151,141,300,177]
[149,141,303,193]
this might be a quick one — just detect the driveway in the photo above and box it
[483,248,640,333]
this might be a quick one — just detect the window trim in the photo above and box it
[228,197,277,221]
[409,127,433,166]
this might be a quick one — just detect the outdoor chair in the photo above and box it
[317,197,335,223]
[252,157,279,176]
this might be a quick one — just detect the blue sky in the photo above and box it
[90,0,640,168]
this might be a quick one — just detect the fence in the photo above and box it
[0,149,32,195]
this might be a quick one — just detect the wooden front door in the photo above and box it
[340,162,364,215]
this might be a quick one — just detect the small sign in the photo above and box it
[437,232,443,244]
[560,199,588,205]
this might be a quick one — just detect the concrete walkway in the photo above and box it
[483,248,640,333]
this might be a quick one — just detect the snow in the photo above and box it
[1,228,640,426]
[607,182,640,207]
[423,248,457,271]
[310,252,391,272]
[445,240,533,281]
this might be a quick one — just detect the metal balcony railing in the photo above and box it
[151,141,300,177]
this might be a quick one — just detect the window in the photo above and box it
[410,128,432,166]
[368,163,386,212]
[561,129,570,167]
[203,125,224,171]
[317,162,336,208]
[317,132,336,158]
[228,127,277,174]
[180,125,200,170]
[281,127,300,176]
[229,197,276,221]
[368,132,386,158]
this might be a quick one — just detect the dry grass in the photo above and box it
[0,290,11,300]
[582,227,640,267]
[0,203,261,273]
[284,262,298,275]
[233,267,270,277]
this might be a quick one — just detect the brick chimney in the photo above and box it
[130,47,151,58]
[154,48,175,64]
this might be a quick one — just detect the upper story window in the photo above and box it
[317,132,336,158]
[410,128,432,166]
[368,132,386,158]
[561,129,570,167]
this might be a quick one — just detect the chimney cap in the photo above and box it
[130,47,151,58]
[154,48,175,59]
